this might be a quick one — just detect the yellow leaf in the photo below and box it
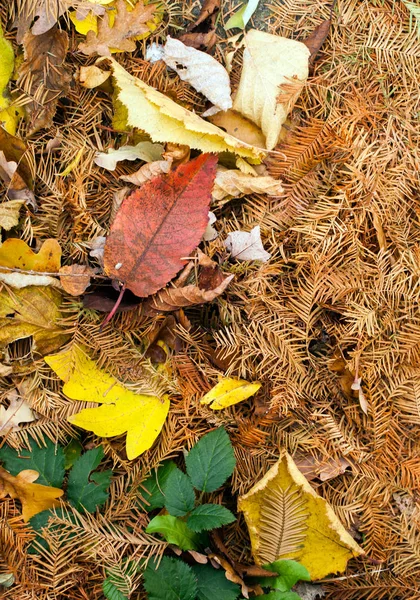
[0,23,14,111]
[0,466,63,521]
[201,378,261,410]
[0,238,61,271]
[69,11,98,36]
[238,451,364,579]
[45,346,170,460]
[89,58,265,162]
[0,286,69,355]
[58,146,85,176]
[0,199,24,231]
[233,30,310,150]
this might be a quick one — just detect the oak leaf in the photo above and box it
[104,154,217,297]
[19,26,72,135]
[213,167,283,201]
[233,30,310,150]
[201,378,261,410]
[0,465,63,521]
[238,452,364,579]
[45,345,170,460]
[0,238,61,288]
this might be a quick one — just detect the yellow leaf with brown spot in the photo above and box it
[0,238,61,272]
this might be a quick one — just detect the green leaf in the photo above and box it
[263,592,302,600]
[260,560,310,592]
[0,437,64,487]
[139,460,177,511]
[192,564,241,600]
[63,439,83,470]
[225,0,260,30]
[185,428,235,492]
[144,556,197,600]
[187,504,236,532]
[146,515,200,550]
[103,579,129,600]
[28,507,69,554]
[67,446,112,513]
[163,467,195,516]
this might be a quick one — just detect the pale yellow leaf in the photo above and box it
[0,200,24,230]
[0,392,36,434]
[120,159,172,185]
[213,167,283,201]
[201,377,261,410]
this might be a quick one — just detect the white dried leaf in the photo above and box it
[233,30,310,149]
[224,225,271,262]
[162,37,232,112]
[94,141,164,171]
[0,200,24,231]
[351,377,369,414]
[0,393,36,434]
[0,272,61,288]
[89,235,107,266]
[294,583,325,600]
[213,167,283,201]
[146,42,165,62]
[203,211,218,241]
[120,159,172,186]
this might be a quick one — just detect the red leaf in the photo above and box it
[103,154,218,297]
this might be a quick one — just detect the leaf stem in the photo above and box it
[100,283,126,329]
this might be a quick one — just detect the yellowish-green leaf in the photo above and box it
[87,58,265,162]
[238,451,364,580]
[201,377,261,410]
[225,0,260,30]
[45,345,170,460]
[58,146,85,176]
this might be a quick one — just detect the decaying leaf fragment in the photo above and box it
[224,225,271,262]
[59,265,93,296]
[0,128,35,206]
[0,393,36,434]
[45,345,170,460]
[0,200,24,231]
[233,30,310,150]
[0,465,63,521]
[238,452,364,579]
[213,167,283,201]
[201,378,261,410]
[87,58,265,161]
[94,141,164,171]
[120,159,172,185]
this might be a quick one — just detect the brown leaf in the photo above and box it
[0,466,63,522]
[0,127,34,205]
[178,31,217,52]
[187,0,220,32]
[120,159,172,186]
[163,143,191,167]
[104,154,218,298]
[19,27,72,135]
[207,110,266,148]
[83,286,141,313]
[295,453,352,482]
[79,0,157,57]
[59,264,93,296]
[303,19,332,65]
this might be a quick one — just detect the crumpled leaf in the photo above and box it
[104,154,217,297]
[120,159,172,185]
[19,26,72,135]
[78,0,158,56]
[94,141,164,171]
[86,58,265,161]
[59,264,93,296]
[161,37,232,112]
[233,30,310,150]
[224,225,271,262]
[225,0,260,30]
[0,393,36,434]
[201,377,261,410]
[0,286,69,355]
[213,167,283,201]
[238,451,364,579]
[0,200,24,230]
[45,345,170,460]
[0,465,63,521]
[0,128,35,206]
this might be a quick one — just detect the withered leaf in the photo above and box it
[178,31,217,52]
[104,154,218,298]
[0,127,34,205]
[303,19,332,65]
[19,26,72,136]
[187,0,220,32]
[59,264,94,296]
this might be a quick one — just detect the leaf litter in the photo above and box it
[0,0,419,598]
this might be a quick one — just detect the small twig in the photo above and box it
[0,265,106,278]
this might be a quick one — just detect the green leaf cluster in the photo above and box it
[257,560,311,599]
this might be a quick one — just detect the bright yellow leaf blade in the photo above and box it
[0,238,61,272]
[0,23,14,111]
[0,466,63,522]
[238,451,364,580]
[91,58,265,162]
[45,346,170,460]
[201,378,261,410]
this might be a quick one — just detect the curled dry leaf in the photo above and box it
[207,110,266,148]
[59,265,94,296]
[120,159,172,186]
[161,37,232,112]
[178,31,217,52]
[94,141,164,171]
[0,128,35,207]
[180,0,219,51]
[0,465,63,521]
[79,0,158,56]
[203,211,218,241]
[213,167,283,201]
[233,30,310,149]
[201,377,261,410]
[0,392,36,434]
[224,225,271,262]
[238,451,364,579]
[19,26,72,136]
[163,143,190,166]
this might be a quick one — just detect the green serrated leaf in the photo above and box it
[67,446,112,513]
[63,439,83,470]
[187,504,236,532]
[144,556,197,600]
[146,515,200,550]
[185,428,235,492]
[263,592,302,600]
[139,460,177,511]
[260,560,310,592]
[192,564,241,600]
[163,467,195,516]
[103,578,129,600]
[0,437,64,487]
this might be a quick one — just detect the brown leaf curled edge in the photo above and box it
[104,153,218,298]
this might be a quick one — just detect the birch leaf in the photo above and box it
[94,141,164,171]
[201,378,261,410]
[162,37,232,112]
[238,452,364,579]
[213,167,283,201]
[233,30,310,150]
[45,345,170,460]
[224,225,271,262]
[88,58,265,162]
